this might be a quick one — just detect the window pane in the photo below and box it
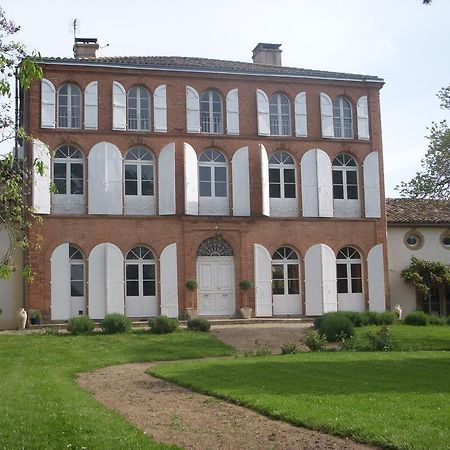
[272,265,284,280]
[199,181,211,197]
[141,165,153,181]
[125,180,138,195]
[70,179,83,195]
[54,179,66,195]
[284,184,296,198]
[337,279,348,294]
[351,278,363,293]
[199,166,211,182]
[126,281,139,296]
[71,163,83,178]
[351,263,362,278]
[71,264,84,281]
[269,184,281,198]
[54,163,66,178]
[269,168,280,183]
[272,279,284,295]
[332,170,343,184]
[347,185,358,199]
[333,186,344,199]
[346,170,357,184]
[287,264,299,280]
[125,165,138,180]
[143,281,156,296]
[141,180,154,196]
[336,264,347,278]
[142,264,155,280]
[215,167,226,182]
[215,181,227,197]
[288,279,300,295]
[71,281,84,297]
[284,169,295,183]
[126,264,139,280]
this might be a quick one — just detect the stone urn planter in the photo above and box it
[185,308,198,320]
[185,280,198,320]
[239,279,253,319]
[16,308,27,330]
[240,306,253,319]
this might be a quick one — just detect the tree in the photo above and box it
[396,85,450,200]
[0,8,43,280]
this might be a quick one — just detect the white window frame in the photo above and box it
[200,90,223,134]
[272,247,301,296]
[57,83,81,129]
[336,247,363,295]
[125,246,157,299]
[69,245,85,299]
[128,86,150,131]
[269,93,291,136]
[333,96,353,139]
[332,154,359,200]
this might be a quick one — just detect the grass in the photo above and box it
[152,351,450,450]
[0,330,233,449]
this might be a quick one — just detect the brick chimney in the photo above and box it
[73,38,99,58]
[252,43,282,66]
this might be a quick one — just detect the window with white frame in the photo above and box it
[269,93,291,136]
[200,90,223,134]
[53,145,84,195]
[269,151,296,199]
[336,247,363,294]
[69,245,84,298]
[57,83,81,128]
[333,96,352,138]
[124,147,155,196]
[128,86,150,131]
[332,154,358,200]
[272,247,300,295]
[125,246,156,297]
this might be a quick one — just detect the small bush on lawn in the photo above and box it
[404,311,429,326]
[366,325,395,351]
[187,317,211,332]
[379,311,397,325]
[338,333,359,351]
[280,343,298,354]
[361,311,381,325]
[428,315,446,325]
[149,316,179,334]
[340,311,364,327]
[318,313,354,341]
[313,315,325,330]
[305,331,328,351]
[67,315,95,335]
[102,313,132,334]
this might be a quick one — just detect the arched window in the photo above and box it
[332,154,358,200]
[124,147,154,196]
[57,83,81,128]
[125,246,156,298]
[69,245,84,299]
[269,151,296,199]
[198,149,228,215]
[128,86,150,131]
[197,238,233,257]
[336,247,363,294]
[53,145,84,195]
[269,93,291,136]
[272,246,300,296]
[333,96,352,138]
[200,90,223,133]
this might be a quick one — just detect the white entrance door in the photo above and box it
[197,256,235,315]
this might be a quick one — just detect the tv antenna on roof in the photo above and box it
[70,18,80,42]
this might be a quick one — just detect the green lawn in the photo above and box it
[0,331,233,450]
[152,351,450,450]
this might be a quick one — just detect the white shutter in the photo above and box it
[184,142,198,215]
[154,84,167,132]
[294,92,307,137]
[320,93,334,138]
[50,243,71,320]
[158,142,176,215]
[41,79,56,128]
[301,149,318,217]
[304,244,337,316]
[317,149,333,217]
[363,151,381,218]
[186,86,200,133]
[112,81,126,130]
[260,144,270,217]
[88,243,124,319]
[254,244,272,317]
[160,243,179,318]
[357,96,370,140]
[84,81,98,130]
[32,139,51,214]
[226,88,239,135]
[256,89,270,136]
[88,142,123,214]
[231,146,250,216]
[368,244,386,312]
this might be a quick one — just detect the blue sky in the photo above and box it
[4,0,450,197]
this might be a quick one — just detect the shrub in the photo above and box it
[318,313,354,342]
[361,311,381,326]
[366,325,395,351]
[101,313,132,334]
[340,311,364,327]
[149,316,179,334]
[187,317,211,332]
[404,311,429,326]
[313,315,325,330]
[378,311,397,325]
[280,343,297,355]
[67,315,95,335]
[428,315,446,325]
[305,331,327,352]
[338,333,359,352]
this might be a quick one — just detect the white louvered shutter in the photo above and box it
[254,244,272,317]
[154,84,167,132]
[160,243,179,318]
[158,142,176,215]
[105,243,124,314]
[294,92,307,137]
[112,81,126,130]
[84,81,98,130]
[322,245,338,313]
[320,93,334,138]
[301,149,318,217]
[256,89,270,136]
[88,142,123,214]
[231,146,250,216]
[226,88,239,135]
[88,243,107,319]
[186,86,200,133]
[32,140,51,214]
[368,244,386,312]
[41,79,56,128]
[260,144,270,216]
[50,243,71,320]
[363,151,381,218]
[184,142,198,215]
[357,96,370,140]
[316,149,333,217]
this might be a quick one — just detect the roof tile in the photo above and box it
[386,198,450,225]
